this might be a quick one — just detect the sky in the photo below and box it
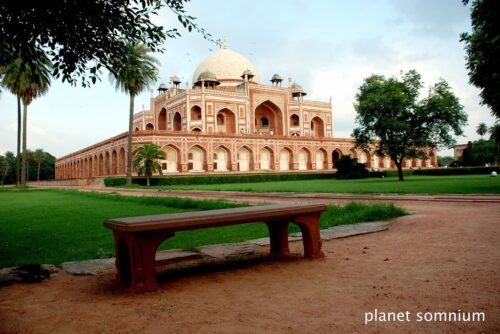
[0,0,496,158]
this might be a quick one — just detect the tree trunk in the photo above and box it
[126,94,135,185]
[20,102,28,187]
[146,177,150,187]
[395,160,404,181]
[16,96,21,187]
[37,162,41,182]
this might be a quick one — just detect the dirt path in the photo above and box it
[0,196,499,333]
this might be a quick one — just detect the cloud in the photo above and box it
[387,0,470,38]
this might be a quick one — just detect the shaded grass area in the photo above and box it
[125,175,500,194]
[0,189,406,268]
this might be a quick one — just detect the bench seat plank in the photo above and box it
[105,203,326,232]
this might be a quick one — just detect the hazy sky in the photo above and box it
[0,0,495,158]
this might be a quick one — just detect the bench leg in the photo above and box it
[294,213,324,259]
[113,231,174,292]
[266,220,290,255]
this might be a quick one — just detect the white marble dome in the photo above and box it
[192,48,260,86]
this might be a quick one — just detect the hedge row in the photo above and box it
[412,166,498,176]
[104,172,338,187]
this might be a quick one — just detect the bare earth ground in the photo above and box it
[0,194,499,333]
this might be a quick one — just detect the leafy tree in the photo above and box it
[461,0,500,119]
[133,144,165,186]
[334,155,368,179]
[0,151,18,184]
[1,51,52,187]
[459,139,496,166]
[352,70,467,181]
[109,43,159,185]
[489,122,500,164]
[437,156,455,167]
[0,1,218,87]
[476,122,488,139]
[0,155,10,185]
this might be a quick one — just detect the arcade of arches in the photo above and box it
[56,139,437,179]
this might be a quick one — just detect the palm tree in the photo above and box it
[109,43,159,185]
[133,144,165,186]
[32,149,46,182]
[1,52,51,187]
[1,58,25,187]
[476,122,488,140]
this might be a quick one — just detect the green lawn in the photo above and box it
[154,175,500,194]
[0,189,406,268]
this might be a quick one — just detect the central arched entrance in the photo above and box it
[158,108,167,130]
[255,100,283,135]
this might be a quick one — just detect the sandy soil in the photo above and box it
[0,199,499,333]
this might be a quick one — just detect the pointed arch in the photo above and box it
[190,105,202,120]
[332,149,342,167]
[216,108,236,134]
[98,153,104,176]
[160,144,181,173]
[173,112,182,131]
[255,100,283,135]
[145,123,154,131]
[187,145,206,172]
[279,147,293,171]
[158,108,167,130]
[310,116,325,137]
[118,148,126,175]
[315,148,328,170]
[290,114,300,127]
[213,145,231,171]
[237,146,254,171]
[297,147,311,170]
[259,146,274,170]
[111,149,118,175]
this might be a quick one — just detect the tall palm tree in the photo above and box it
[476,122,488,140]
[109,43,159,185]
[32,148,46,182]
[19,54,51,186]
[1,58,25,187]
[133,144,165,186]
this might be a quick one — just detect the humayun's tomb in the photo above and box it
[55,44,437,179]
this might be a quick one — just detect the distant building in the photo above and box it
[454,144,468,160]
[55,44,437,179]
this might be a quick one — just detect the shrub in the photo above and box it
[104,172,338,187]
[334,155,369,179]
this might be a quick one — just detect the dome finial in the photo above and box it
[223,36,228,49]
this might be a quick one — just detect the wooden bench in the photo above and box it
[104,203,326,292]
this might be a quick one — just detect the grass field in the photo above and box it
[0,189,406,268]
[129,175,500,194]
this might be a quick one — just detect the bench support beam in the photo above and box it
[266,220,290,255]
[113,231,174,292]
